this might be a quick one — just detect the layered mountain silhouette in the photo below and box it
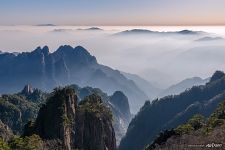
[158,77,209,98]
[196,36,224,42]
[0,45,148,112]
[114,29,204,36]
[121,71,162,99]
[119,71,225,150]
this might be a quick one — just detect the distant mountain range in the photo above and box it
[121,71,162,99]
[119,71,225,150]
[158,77,209,98]
[195,36,224,42]
[77,27,103,31]
[114,29,205,36]
[0,45,148,113]
[35,24,56,26]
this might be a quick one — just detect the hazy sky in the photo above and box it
[1,0,225,26]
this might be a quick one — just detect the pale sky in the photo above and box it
[0,0,225,26]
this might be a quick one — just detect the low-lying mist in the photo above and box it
[1,25,225,89]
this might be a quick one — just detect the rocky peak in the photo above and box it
[21,84,33,95]
[24,87,77,150]
[32,46,49,56]
[54,45,97,66]
[210,70,225,82]
[75,94,116,150]
[110,91,131,120]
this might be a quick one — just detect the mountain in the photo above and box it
[114,29,204,36]
[121,71,162,99]
[0,45,148,113]
[36,24,56,26]
[77,27,103,31]
[145,100,225,150]
[196,36,224,42]
[0,84,131,145]
[71,84,132,145]
[0,86,46,134]
[119,71,225,150]
[24,87,116,150]
[158,77,209,98]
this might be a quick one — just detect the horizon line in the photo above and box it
[1,24,225,27]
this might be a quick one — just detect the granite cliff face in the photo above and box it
[75,94,116,150]
[109,91,131,122]
[24,87,116,150]
[24,87,77,150]
[72,85,132,145]
[0,120,13,142]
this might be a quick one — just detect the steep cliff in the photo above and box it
[0,120,13,142]
[75,94,116,150]
[24,87,116,150]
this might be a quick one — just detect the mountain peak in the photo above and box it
[32,46,49,55]
[57,45,74,52]
[210,70,225,82]
[74,45,91,55]
[21,84,33,95]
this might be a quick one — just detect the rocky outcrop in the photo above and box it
[24,87,116,150]
[24,87,77,150]
[0,120,13,142]
[110,91,131,122]
[71,84,132,145]
[75,94,116,150]
[21,84,33,95]
[109,91,132,144]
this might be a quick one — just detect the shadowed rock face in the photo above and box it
[25,87,77,150]
[0,120,13,142]
[110,91,131,122]
[24,87,116,150]
[75,94,116,150]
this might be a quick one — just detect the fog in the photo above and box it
[1,25,225,88]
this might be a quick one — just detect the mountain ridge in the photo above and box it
[0,45,148,113]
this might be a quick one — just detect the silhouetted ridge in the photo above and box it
[32,46,49,56]
[145,101,225,150]
[119,71,225,150]
[0,45,148,113]
[210,70,225,82]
